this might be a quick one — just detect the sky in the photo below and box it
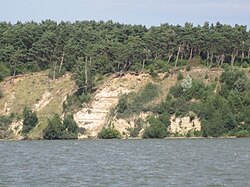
[0,0,250,28]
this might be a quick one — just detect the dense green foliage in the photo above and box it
[98,126,121,139]
[43,113,78,139]
[22,107,38,135]
[0,114,16,138]
[157,68,250,137]
[143,115,170,138]
[117,82,160,118]
[0,21,249,95]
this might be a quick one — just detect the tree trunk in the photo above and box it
[241,51,244,62]
[85,57,88,92]
[189,48,193,61]
[142,59,145,73]
[216,55,220,66]
[231,49,238,67]
[210,53,213,67]
[248,48,250,59]
[220,54,225,67]
[167,53,172,64]
[59,52,65,73]
[231,54,235,66]
[175,46,181,67]
[13,61,16,77]
[52,61,57,80]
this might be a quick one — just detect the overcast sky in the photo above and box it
[1,0,249,28]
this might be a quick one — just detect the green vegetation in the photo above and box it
[143,116,170,138]
[0,20,250,139]
[159,67,250,137]
[98,125,121,139]
[127,118,143,137]
[117,82,160,118]
[0,114,16,138]
[22,107,38,135]
[43,113,78,139]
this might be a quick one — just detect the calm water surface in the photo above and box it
[0,139,250,187]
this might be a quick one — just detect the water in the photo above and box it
[0,139,250,187]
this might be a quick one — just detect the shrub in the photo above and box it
[117,94,128,113]
[0,90,3,99]
[143,116,168,138]
[98,126,121,139]
[234,130,249,138]
[186,65,191,71]
[127,118,143,137]
[204,74,209,79]
[22,107,38,134]
[117,82,160,118]
[43,113,78,139]
[177,71,184,80]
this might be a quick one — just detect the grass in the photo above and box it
[0,71,76,139]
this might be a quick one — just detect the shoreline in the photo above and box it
[1,136,247,141]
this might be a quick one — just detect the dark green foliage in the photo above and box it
[0,20,249,80]
[234,130,249,138]
[98,126,121,139]
[43,113,78,139]
[0,89,3,99]
[127,118,143,137]
[117,94,128,113]
[143,116,169,138]
[186,65,191,71]
[177,72,184,80]
[0,114,16,138]
[22,107,38,134]
[117,82,160,118]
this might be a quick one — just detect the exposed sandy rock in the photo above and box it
[168,115,201,135]
[34,92,52,111]
[74,73,151,139]
[8,120,23,139]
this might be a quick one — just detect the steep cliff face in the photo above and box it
[0,67,226,139]
[74,73,151,138]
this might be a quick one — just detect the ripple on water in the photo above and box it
[0,139,250,187]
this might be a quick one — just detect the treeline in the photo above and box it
[0,20,250,80]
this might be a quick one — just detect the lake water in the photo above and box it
[0,139,250,187]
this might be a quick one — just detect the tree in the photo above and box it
[43,113,78,139]
[22,107,38,134]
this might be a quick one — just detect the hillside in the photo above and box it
[1,66,250,139]
[74,66,223,139]
[0,71,76,139]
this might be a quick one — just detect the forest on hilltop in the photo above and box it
[0,20,250,139]
[0,20,249,78]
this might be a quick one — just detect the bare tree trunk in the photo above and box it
[53,62,56,80]
[248,48,250,59]
[220,54,225,67]
[231,54,236,67]
[241,51,244,62]
[13,61,16,77]
[231,49,238,66]
[216,55,220,66]
[206,52,210,66]
[85,57,88,92]
[59,52,65,73]
[167,54,172,64]
[210,53,213,67]
[175,46,181,67]
[142,59,145,73]
[189,48,193,61]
